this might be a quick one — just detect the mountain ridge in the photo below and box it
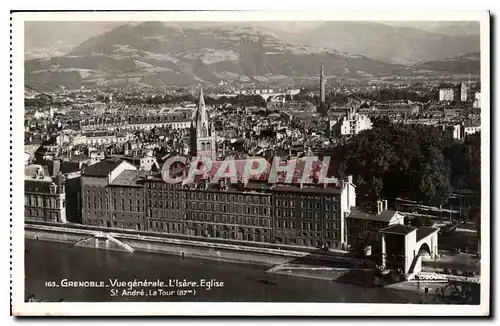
[24,22,480,91]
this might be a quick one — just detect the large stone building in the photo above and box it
[78,158,357,250]
[24,164,67,223]
[272,177,355,250]
[80,159,144,229]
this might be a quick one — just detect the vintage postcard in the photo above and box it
[10,10,490,316]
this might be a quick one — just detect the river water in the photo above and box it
[25,239,413,303]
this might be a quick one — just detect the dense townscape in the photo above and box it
[23,20,483,305]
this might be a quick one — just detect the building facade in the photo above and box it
[78,159,358,250]
[25,164,67,223]
[336,108,373,136]
[80,159,143,229]
[346,200,405,254]
[439,88,455,102]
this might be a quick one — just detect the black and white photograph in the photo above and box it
[10,10,490,316]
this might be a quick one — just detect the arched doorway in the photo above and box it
[418,243,432,258]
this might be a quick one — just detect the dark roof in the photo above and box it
[25,179,53,193]
[380,224,416,235]
[416,226,439,241]
[60,161,84,174]
[81,159,123,177]
[348,208,400,222]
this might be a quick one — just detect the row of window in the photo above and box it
[25,195,61,209]
[84,210,142,220]
[276,220,340,232]
[148,220,183,233]
[86,202,142,212]
[276,200,340,211]
[185,212,271,227]
[147,191,180,199]
[185,225,271,243]
[184,202,270,216]
[148,200,180,210]
[183,191,271,205]
[145,182,180,191]
[274,237,340,248]
[147,209,182,220]
[85,218,142,230]
[26,208,60,220]
[348,220,386,230]
[276,210,339,220]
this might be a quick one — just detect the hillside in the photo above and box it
[24,22,404,91]
[293,22,480,64]
[412,52,480,75]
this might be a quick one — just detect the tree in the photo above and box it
[339,121,453,205]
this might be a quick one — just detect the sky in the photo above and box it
[24,20,479,57]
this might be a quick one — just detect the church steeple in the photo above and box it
[190,85,216,160]
[196,85,208,132]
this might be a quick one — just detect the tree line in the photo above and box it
[338,118,481,206]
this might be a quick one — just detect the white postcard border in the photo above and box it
[11,10,491,316]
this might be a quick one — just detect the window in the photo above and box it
[302,222,307,230]
[291,221,295,229]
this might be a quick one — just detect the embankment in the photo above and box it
[25,223,311,266]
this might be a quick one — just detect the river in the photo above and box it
[25,239,414,303]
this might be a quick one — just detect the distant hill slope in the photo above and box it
[25,22,406,91]
[412,52,480,75]
[290,21,480,64]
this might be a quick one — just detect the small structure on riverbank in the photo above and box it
[380,224,439,276]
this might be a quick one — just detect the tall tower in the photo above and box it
[190,86,216,160]
[319,65,326,115]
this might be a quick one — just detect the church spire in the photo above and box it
[198,85,205,109]
[196,85,208,136]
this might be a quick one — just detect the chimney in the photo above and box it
[347,175,353,185]
[377,200,383,215]
[383,199,388,211]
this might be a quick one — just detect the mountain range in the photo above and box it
[24,21,480,91]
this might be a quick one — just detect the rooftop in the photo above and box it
[380,224,417,235]
[348,207,400,222]
[110,170,143,187]
[81,159,123,178]
[416,226,440,241]
[25,164,52,181]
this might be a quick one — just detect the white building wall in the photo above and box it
[108,161,137,184]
